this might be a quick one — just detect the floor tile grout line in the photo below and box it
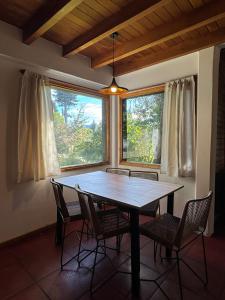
[4,282,38,300]
[75,253,132,300]
[35,281,52,300]
[3,230,222,299]
[7,253,53,300]
[0,250,37,300]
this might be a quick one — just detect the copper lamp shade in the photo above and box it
[99,32,128,96]
[99,77,128,95]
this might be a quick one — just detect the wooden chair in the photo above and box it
[129,171,160,217]
[75,184,130,293]
[140,191,213,300]
[106,167,130,176]
[51,178,86,270]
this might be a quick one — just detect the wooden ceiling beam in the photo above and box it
[23,0,83,44]
[63,0,169,56]
[114,26,225,76]
[92,0,225,68]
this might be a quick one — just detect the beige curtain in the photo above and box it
[161,76,196,177]
[17,71,60,182]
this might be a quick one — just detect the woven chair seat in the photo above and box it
[140,213,181,249]
[129,170,159,217]
[139,201,160,217]
[67,201,117,221]
[106,167,130,176]
[97,209,130,239]
[66,201,81,216]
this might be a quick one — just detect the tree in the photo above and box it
[125,92,164,164]
[52,88,78,124]
[52,88,104,167]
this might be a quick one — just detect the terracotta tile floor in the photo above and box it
[1,221,225,300]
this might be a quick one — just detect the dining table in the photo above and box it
[54,170,183,296]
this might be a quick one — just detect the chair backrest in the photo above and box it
[74,185,101,236]
[50,178,69,219]
[129,170,158,181]
[106,167,130,176]
[174,191,213,248]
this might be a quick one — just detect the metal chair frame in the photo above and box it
[140,191,213,300]
[75,184,130,294]
[51,178,92,270]
[106,167,130,176]
[129,170,160,216]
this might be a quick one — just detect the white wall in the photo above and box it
[196,47,220,235]
[0,18,220,242]
[0,21,113,244]
[115,50,219,227]
[116,53,198,90]
[114,53,198,217]
[0,54,112,244]
[0,21,112,89]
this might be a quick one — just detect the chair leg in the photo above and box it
[90,240,99,294]
[116,234,123,254]
[55,210,63,245]
[77,220,85,267]
[176,251,183,300]
[154,241,156,262]
[103,239,106,256]
[116,235,120,253]
[60,223,66,270]
[201,233,208,286]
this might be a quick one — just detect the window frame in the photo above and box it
[119,84,165,169]
[50,79,110,172]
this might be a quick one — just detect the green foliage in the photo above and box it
[124,92,164,164]
[52,88,104,167]
[52,88,78,124]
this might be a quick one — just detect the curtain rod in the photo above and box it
[166,74,197,83]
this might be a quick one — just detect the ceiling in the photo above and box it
[0,0,225,76]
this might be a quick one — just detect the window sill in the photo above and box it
[120,160,160,169]
[61,161,110,172]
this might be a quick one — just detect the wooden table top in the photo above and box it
[55,171,183,209]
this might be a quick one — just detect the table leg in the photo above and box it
[55,209,63,245]
[166,192,174,257]
[55,184,64,245]
[130,208,140,296]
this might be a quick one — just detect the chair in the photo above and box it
[140,191,213,300]
[129,170,160,217]
[75,184,130,293]
[50,178,85,270]
[106,167,130,176]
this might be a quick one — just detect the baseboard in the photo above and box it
[0,223,56,249]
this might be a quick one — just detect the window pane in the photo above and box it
[51,87,106,168]
[122,92,164,164]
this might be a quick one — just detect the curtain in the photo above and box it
[17,71,60,182]
[161,76,196,177]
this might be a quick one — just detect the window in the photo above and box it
[120,85,164,167]
[50,83,109,170]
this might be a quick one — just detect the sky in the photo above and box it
[74,94,102,124]
[51,89,103,125]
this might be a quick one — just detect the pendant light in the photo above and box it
[99,32,128,95]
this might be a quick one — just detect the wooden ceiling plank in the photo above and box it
[139,18,155,30]
[23,0,83,44]
[174,0,193,13]
[154,6,173,23]
[188,0,204,9]
[165,2,182,18]
[146,12,163,27]
[114,26,225,76]
[92,0,225,68]
[63,0,170,56]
